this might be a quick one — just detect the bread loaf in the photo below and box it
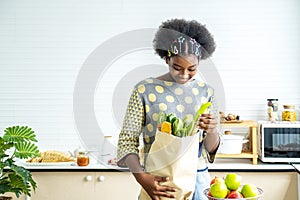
[27,150,75,163]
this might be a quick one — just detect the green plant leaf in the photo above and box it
[11,165,33,183]
[0,181,12,195]
[0,158,14,171]
[0,175,23,198]
[14,141,40,159]
[9,165,36,196]
[8,173,28,197]
[3,126,37,143]
[0,152,9,160]
[0,125,39,197]
[0,138,14,156]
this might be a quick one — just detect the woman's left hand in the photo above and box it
[197,113,217,134]
[197,113,220,152]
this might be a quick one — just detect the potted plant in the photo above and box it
[0,126,40,199]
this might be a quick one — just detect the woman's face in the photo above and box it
[167,54,199,84]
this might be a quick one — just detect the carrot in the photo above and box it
[161,121,172,134]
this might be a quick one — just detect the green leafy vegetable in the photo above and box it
[157,111,167,124]
[190,102,212,136]
[158,102,211,137]
[193,102,212,123]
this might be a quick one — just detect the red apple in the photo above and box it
[207,191,212,197]
[210,176,225,186]
[227,190,243,199]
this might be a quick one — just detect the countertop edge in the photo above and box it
[14,159,299,173]
[24,168,296,173]
[208,168,296,173]
[24,168,131,172]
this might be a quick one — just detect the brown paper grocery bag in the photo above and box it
[139,131,199,200]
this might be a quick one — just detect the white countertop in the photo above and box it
[208,158,295,171]
[290,164,300,173]
[17,160,124,171]
[17,158,297,172]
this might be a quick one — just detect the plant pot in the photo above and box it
[0,196,13,200]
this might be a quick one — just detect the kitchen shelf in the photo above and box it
[217,120,258,164]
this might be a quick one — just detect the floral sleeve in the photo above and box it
[117,88,145,167]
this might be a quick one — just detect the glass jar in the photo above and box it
[282,104,296,121]
[267,99,279,121]
[77,151,90,166]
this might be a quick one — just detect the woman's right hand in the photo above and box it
[124,154,176,199]
[134,172,177,200]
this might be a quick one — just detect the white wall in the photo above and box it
[0,0,300,152]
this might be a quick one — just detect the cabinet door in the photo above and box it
[94,172,141,199]
[30,172,95,200]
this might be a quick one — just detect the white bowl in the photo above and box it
[203,187,264,200]
[217,135,248,154]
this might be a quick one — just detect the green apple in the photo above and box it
[210,182,228,198]
[225,173,242,190]
[241,183,259,198]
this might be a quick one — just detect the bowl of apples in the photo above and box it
[203,173,263,199]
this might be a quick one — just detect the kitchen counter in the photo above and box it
[17,160,125,172]
[14,159,300,200]
[18,158,297,172]
[208,158,297,172]
[292,164,300,173]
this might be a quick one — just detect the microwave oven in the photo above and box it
[258,121,300,163]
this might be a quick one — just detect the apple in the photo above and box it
[241,183,259,198]
[210,176,224,186]
[210,182,228,198]
[207,190,212,197]
[225,173,242,190]
[227,190,243,199]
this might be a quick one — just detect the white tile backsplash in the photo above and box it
[0,0,300,152]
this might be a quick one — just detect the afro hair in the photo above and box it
[153,18,216,60]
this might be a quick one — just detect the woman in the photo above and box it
[117,18,220,200]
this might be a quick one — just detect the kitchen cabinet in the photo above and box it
[217,120,258,164]
[26,171,141,200]
[210,171,298,200]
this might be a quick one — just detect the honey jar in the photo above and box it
[282,105,296,121]
[77,151,90,166]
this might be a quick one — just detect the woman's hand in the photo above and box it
[125,154,176,199]
[197,113,219,153]
[197,113,217,134]
[134,172,177,200]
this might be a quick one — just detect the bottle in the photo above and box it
[77,151,90,166]
[100,136,116,165]
[282,105,296,122]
